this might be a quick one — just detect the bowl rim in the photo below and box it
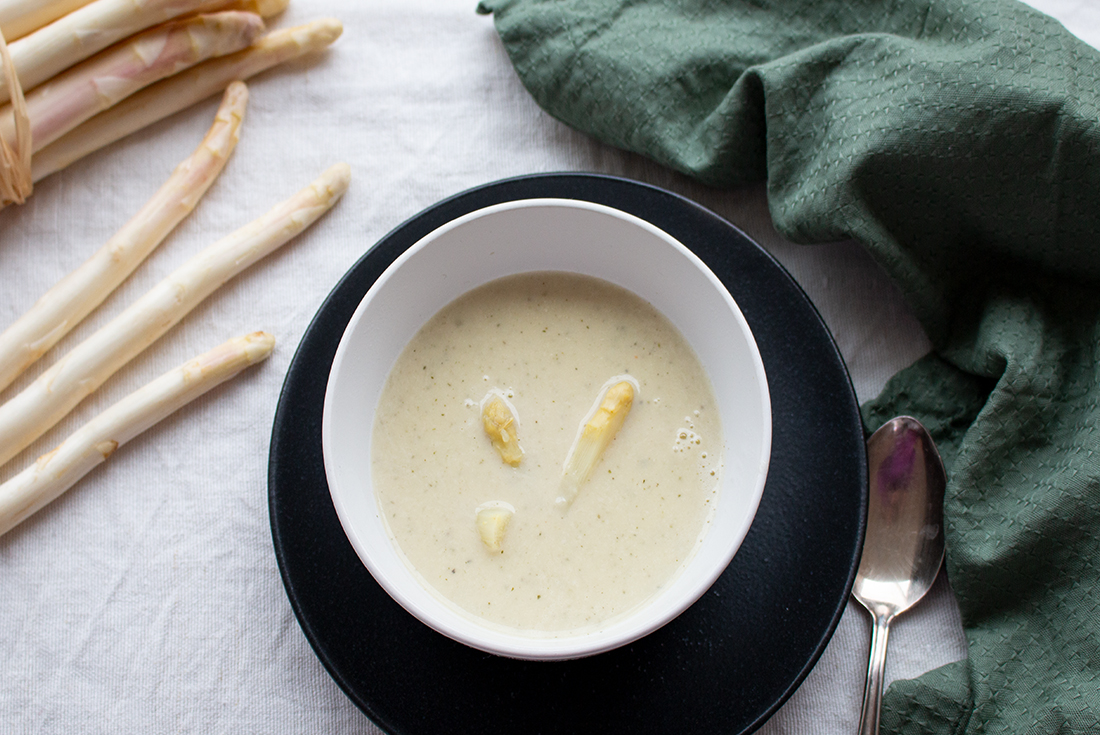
[321,197,772,660]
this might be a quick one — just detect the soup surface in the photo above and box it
[371,272,722,633]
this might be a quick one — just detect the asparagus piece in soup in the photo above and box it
[557,379,635,509]
[475,502,514,552]
[481,392,523,467]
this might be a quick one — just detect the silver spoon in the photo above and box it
[853,416,947,735]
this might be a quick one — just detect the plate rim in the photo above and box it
[269,171,868,735]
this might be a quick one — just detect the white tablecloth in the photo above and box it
[0,1,1092,731]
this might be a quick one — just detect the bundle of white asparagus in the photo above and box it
[0,0,350,536]
[0,82,352,536]
[0,0,343,202]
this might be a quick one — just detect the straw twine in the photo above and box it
[0,28,31,206]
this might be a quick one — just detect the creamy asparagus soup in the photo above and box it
[371,272,722,633]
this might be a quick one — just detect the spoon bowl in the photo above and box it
[853,416,947,735]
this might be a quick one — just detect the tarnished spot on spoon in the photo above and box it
[853,416,947,735]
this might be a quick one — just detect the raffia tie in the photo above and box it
[0,27,31,207]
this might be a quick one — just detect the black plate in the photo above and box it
[269,174,867,735]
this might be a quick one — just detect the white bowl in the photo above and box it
[322,199,771,660]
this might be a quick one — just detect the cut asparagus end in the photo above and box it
[557,379,636,509]
[475,501,514,552]
[481,393,522,466]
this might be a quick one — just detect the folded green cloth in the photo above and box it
[477,0,1100,732]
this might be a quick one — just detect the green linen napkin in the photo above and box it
[476,0,1100,732]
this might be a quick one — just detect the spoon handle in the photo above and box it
[857,611,892,735]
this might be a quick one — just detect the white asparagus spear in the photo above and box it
[0,82,249,393]
[0,0,285,106]
[0,163,351,468]
[0,0,93,42]
[557,380,636,509]
[32,19,342,181]
[0,331,275,538]
[0,0,279,43]
[0,11,264,152]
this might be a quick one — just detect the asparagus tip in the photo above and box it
[320,163,352,199]
[310,18,344,45]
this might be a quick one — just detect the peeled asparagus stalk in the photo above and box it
[0,0,94,42]
[0,82,248,394]
[0,11,264,153]
[0,0,285,106]
[0,331,275,538]
[557,380,636,509]
[0,163,351,468]
[32,19,342,181]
